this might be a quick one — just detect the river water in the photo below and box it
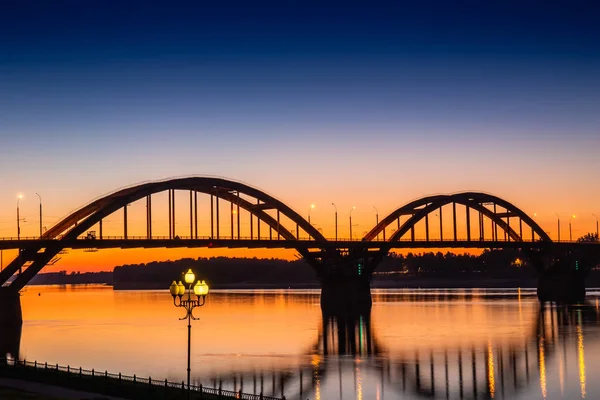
[9,285,600,399]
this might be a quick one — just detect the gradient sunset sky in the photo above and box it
[1,1,599,271]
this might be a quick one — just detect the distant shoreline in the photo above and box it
[111,276,540,290]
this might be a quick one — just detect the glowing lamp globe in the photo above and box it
[177,281,186,296]
[184,269,195,285]
[194,280,209,297]
[169,281,178,296]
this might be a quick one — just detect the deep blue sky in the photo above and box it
[1,1,600,242]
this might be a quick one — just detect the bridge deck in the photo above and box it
[0,237,597,251]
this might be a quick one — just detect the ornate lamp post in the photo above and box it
[169,269,209,399]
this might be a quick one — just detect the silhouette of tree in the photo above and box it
[577,232,599,243]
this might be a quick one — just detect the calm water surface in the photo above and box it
[9,285,600,399]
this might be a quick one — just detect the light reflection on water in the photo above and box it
[3,285,600,399]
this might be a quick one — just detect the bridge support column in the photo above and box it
[0,289,23,359]
[321,276,372,315]
[537,268,586,303]
[0,287,23,338]
[0,318,21,360]
[0,288,22,326]
[537,271,585,303]
[319,256,372,315]
[531,251,592,303]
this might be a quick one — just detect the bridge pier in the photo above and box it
[531,250,596,303]
[0,320,21,360]
[319,256,373,315]
[0,288,22,326]
[0,288,22,359]
[321,276,372,315]
[537,271,585,303]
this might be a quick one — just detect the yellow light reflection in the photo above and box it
[356,364,363,400]
[517,287,523,328]
[487,341,495,398]
[577,313,586,399]
[539,337,547,399]
[559,346,565,395]
[312,355,321,400]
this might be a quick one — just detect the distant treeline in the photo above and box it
[112,250,538,289]
[29,271,113,286]
[113,257,318,289]
[378,249,532,276]
[31,247,600,288]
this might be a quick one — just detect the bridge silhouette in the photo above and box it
[1,176,599,324]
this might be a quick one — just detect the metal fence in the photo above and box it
[0,358,284,400]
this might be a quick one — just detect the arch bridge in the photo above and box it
[1,177,598,321]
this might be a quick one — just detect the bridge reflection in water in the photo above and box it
[5,290,600,400]
[181,293,600,400]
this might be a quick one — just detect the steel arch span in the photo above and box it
[359,192,552,273]
[0,177,327,291]
[364,192,551,243]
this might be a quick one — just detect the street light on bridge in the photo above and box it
[169,269,209,399]
[308,204,315,225]
[570,215,576,241]
[331,203,338,241]
[593,214,599,238]
[371,206,379,240]
[35,193,42,238]
[349,206,356,241]
[554,213,561,242]
[16,195,23,240]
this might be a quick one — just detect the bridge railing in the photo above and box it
[0,357,284,400]
[69,235,551,242]
[0,235,590,244]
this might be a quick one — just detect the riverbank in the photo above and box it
[0,359,282,400]
[0,378,124,399]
